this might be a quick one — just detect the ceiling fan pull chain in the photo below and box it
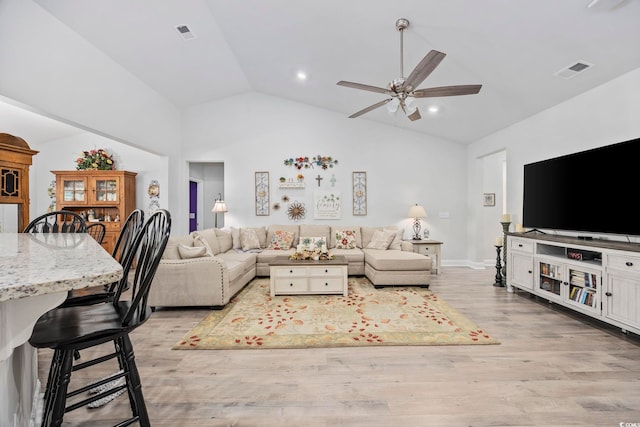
[399,25,404,78]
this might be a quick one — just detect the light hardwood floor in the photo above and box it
[37,267,640,426]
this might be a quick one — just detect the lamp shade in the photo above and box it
[212,200,228,213]
[407,204,427,218]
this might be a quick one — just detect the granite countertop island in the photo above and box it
[0,232,123,427]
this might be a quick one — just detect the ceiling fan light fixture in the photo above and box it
[336,18,482,122]
[427,105,439,114]
[386,98,400,113]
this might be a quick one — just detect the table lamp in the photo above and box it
[408,204,427,240]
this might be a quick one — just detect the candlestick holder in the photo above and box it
[493,245,504,287]
[500,221,511,287]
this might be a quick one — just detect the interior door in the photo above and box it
[189,180,197,232]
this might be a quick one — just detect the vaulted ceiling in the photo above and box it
[4,0,640,145]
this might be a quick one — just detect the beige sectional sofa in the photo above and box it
[148,224,431,310]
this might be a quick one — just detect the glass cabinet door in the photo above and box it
[62,178,87,203]
[566,267,599,311]
[537,260,563,299]
[93,178,118,203]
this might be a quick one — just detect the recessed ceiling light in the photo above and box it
[296,71,308,81]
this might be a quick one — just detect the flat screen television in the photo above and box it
[522,137,640,237]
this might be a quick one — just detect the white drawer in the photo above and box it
[510,238,534,254]
[274,278,307,292]
[274,267,308,277]
[607,254,640,273]
[309,266,345,277]
[309,278,344,292]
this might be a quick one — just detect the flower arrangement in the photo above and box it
[290,247,334,261]
[76,149,116,170]
[297,173,304,181]
[284,155,338,170]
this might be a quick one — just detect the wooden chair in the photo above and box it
[86,223,106,244]
[60,209,145,308]
[23,210,86,233]
[29,209,171,427]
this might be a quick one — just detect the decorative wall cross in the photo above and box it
[315,175,323,187]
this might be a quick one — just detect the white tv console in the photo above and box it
[506,231,640,336]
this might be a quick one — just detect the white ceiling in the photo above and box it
[4,0,640,145]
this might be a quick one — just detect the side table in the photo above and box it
[405,239,443,274]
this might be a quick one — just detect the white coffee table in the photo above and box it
[269,255,348,296]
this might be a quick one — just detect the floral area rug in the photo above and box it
[173,277,499,350]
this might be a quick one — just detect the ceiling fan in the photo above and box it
[337,18,482,122]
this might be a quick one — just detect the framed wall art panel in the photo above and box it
[255,171,270,216]
[352,171,367,216]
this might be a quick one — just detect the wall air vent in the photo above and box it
[175,25,196,41]
[553,61,594,79]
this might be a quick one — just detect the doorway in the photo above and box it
[188,162,224,231]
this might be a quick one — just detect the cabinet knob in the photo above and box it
[325,269,328,273]
[605,292,612,297]
[289,283,293,287]
[325,282,328,286]
[626,261,634,267]
[289,270,293,273]
[518,244,523,247]
[528,270,532,274]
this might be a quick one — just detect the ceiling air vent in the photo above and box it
[553,61,594,79]
[175,25,196,41]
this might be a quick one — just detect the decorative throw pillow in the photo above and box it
[193,235,214,257]
[177,244,209,259]
[268,230,294,250]
[334,229,357,249]
[240,228,261,251]
[223,226,242,249]
[383,228,404,251]
[299,236,327,251]
[365,230,396,250]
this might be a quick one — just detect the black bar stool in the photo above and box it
[29,209,171,427]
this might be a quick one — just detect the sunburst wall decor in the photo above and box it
[287,201,306,221]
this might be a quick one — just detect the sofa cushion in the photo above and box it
[384,227,404,251]
[215,228,233,252]
[193,235,214,257]
[329,248,365,264]
[222,226,241,249]
[178,244,210,259]
[266,224,299,247]
[217,251,258,283]
[299,224,330,244]
[240,228,261,250]
[365,230,396,250]
[361,226,383,248]
[240,226,267,248]
[363,248,431,271]
[299,236,327,251]
[268,230,295,250]
[162,235,196,260]
[332,228,360,249]
[191,229,221,255]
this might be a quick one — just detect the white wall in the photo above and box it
[29,133,167,220]
[0,0,182,221]
[182,92,469,260]
[468,67,640,252]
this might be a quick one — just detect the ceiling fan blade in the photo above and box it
[337,81,391,95]
[407,107,421,121]
[348,98,393,118]
[412,84,482,98]
[403,50,446,92]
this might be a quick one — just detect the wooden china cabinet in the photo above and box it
[52,170,137,253]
